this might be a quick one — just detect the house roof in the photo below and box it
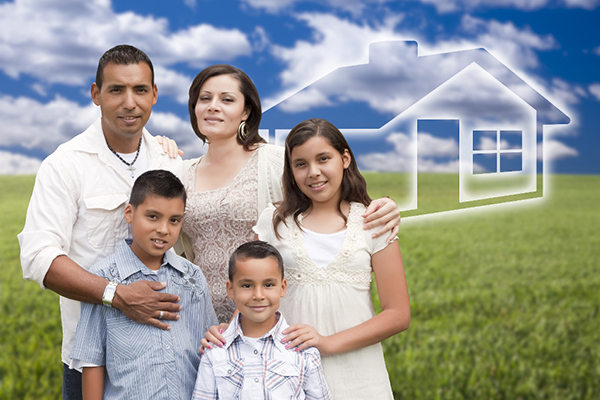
[261,40,570,129]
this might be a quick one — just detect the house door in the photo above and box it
[416,119,460,214]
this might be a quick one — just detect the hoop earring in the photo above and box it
[237,121,248,141]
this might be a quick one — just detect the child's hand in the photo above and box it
[281,324,331,355]
[199,323,229,354]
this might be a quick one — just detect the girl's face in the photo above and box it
[290,135,351,209]
[194,74,249,143]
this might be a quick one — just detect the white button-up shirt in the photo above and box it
[17,118,182,365]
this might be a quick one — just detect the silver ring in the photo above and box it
[159,311,164,319]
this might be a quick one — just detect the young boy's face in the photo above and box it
[226,256,287,338]
[124,194,185,270]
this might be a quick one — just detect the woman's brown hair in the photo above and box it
[188,64,265,151]
[273,118,371,238]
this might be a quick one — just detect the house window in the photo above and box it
[472,130,523,174]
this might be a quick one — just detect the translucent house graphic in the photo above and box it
[260,41,570,215]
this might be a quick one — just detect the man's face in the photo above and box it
[91,62,157,150]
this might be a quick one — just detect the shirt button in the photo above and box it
[227,369,232,375]
[254,378,259,383]
[253,349,258,355]
[165,345,170,350]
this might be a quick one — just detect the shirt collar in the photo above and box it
[114,239,186,280]
[224,311,288,350]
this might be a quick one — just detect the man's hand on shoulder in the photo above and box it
[112,280,181,330]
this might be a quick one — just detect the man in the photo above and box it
[18,45,183,400]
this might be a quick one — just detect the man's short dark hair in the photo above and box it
[228,241,284,281]
[96,44,154,90]
[129,170,186,208]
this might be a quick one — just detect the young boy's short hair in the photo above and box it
[129,169,186,208]
[228,240,284,281]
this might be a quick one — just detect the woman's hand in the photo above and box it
[282,324,332,355]
[154,135,185,158]
[199,323,229,354]
[362,197,400,243]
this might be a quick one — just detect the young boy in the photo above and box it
[191,241,331,399]
[70,170,218,400]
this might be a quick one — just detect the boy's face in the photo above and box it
[124,194,185,270]
[226,256,287,338]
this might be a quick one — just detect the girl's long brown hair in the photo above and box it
[273,118,371,238]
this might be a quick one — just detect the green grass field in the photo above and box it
[1,173,599,399]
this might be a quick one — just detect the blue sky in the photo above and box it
[0,0,598,174]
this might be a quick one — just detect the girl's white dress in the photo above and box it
[254,202,395,400]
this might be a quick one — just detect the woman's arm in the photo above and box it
[282,242,410,355]
[82,366,105,400]
[362,197,401,243]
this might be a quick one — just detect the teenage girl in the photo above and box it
[203,118,410,399]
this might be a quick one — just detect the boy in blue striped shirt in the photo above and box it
[192,241,330,399]
[71,170,218,399]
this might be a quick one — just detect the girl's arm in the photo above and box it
[282,243,410,355]
[82,366,105,400]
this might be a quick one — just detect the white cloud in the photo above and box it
[183,0,196,9]
[266,12,408,107]
[146,112,207,158]
[241,0,392,15]
[418,0,549,13]
[0,94,99,153]
[154,67,194,104]
[539,139,578,161]
[242,0,597,14]
[561,0,600,9]
[0,151,41,174]
[477,137,497,151]
[457,15,557,70]
[589,83,600,101]
[418,132,458,158]
[0,0,251,91]
[358,132,413,172]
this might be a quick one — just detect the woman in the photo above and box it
[176,64,400,323]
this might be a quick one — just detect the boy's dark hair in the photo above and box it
[188,64,265,151]
[96,44,154,90]
[228,241,284,281]
[129,170,186,208]
[274,118,371,238]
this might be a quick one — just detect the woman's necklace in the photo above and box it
[106,136,142,178]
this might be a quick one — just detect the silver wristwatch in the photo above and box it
[102,281,119,307]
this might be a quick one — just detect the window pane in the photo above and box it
[499,130,522,150]
[500,152,522,172]
[473,130,497,151]
[473,153,497,174]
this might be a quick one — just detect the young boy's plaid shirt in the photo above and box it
[192,312,331,400]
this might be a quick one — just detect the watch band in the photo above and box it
[102,281,119,307]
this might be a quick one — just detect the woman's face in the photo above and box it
[194,74,249,143]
